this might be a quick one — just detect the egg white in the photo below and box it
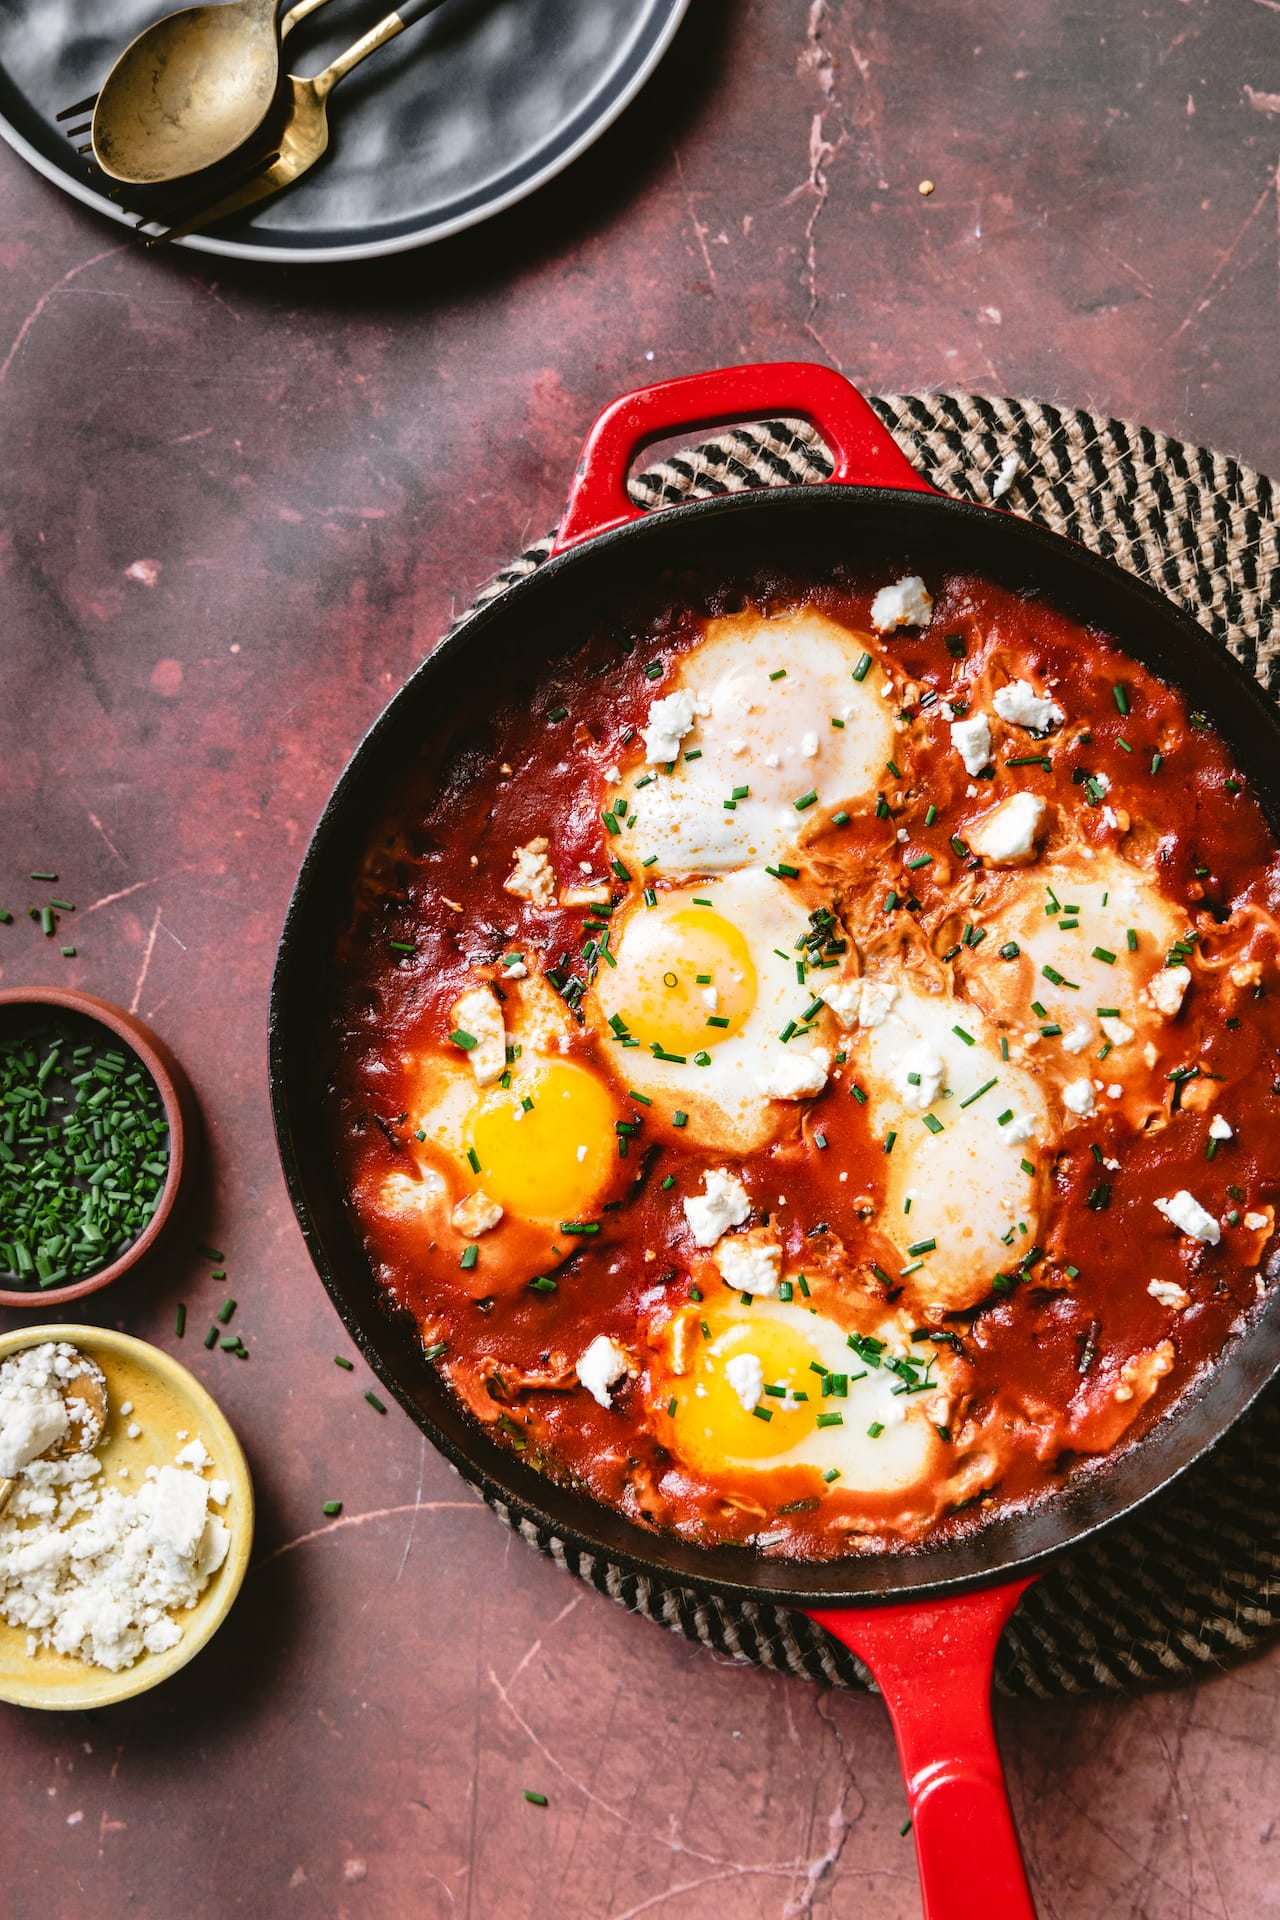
[591,867,834,1151]
[654,1293,957,1495]
[842,972,1048,1313]
[612,608,897,878]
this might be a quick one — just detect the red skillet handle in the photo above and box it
[553,360,934,553]
[805,1577,1038,1920]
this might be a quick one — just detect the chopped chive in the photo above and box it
[952,1025,975,1046]
[706,1015,730,1029]
[867,1421,884,1438]
[547,706,568,722]
[752,1405,774,1423]
[1020,1157,1035,1175]
[365,1391,387,1413]
[907,1237,937,1256]
[673,1111,688,1128]
[466,1146,481,1173]
[999,941,1020,959]
[770,668,787,681]
[907,852,933,871]
[822,1467,841,1483]
[884,1130,897,1153]
[960,1077,998,1109]
[852,652,873,682]
[793,790,818,812]
[1113,684,1129,715]
[450,1029,478,1052]
[323,1500,343,1517]
[766,863,800,880]
[174,1303,186,1337]
[832,809,850,826]
[628,1090,652,1106]
[334,1356,354,1370]
[922,1113,944,1134]
[216,1297,236,1324]
[816,1412,844,1428]
[203,1326,218,1350]
[460,1245,479,1269]
[529,1276,558,1293]
[1092,947,1116,965]
[924,804,938,826]
[886,759,902,778]
[1151,752,1163,774]
[684,748,702,761]
[29,871,57,882]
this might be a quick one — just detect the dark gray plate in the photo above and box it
[0,0,688,262]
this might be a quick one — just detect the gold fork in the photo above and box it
[143,0,452,246]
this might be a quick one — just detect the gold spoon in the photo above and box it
[147,0,453,244]
[81,0,333,187]
[0,1353,109,1518]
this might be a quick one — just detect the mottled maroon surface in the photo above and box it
[3,3,1280,1915]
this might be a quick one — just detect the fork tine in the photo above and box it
[64,121,93,139]
[55,93,98,123]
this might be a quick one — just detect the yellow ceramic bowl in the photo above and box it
[0,1323,254,1710]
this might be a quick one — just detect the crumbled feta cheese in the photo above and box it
[800,730,820,758]
[0,1346,69,1478]
[714,1232,782,1298]
[499,954,528,978]
[1208,1115,1233,1141]
[1062,1078,1096,1117]
[992,680,1065,733]
[818,976,897,1029]
[891,1043,945,1110]
[576,1336,631,1410]
[1154,1190,1220,1244]
[949,713,992,776]
[724,1352,765,1412]
[1107,1083,1123,1099]
[683,1168,751,1248]
[504,837,557,909]
[701,986,719,1012]
[1091,770,1111,796]
[1147,966,1191,1018]
[0,1348,231,1674]
[449,987,506,1087]
[450,1191,504,1236]
[1061,1019,1094,1055]
[1004,1112,1036,1144]
[970,792,1048,865]
[576,1144,588,1163]
[756,1049,830,1100]
[1100,1015,1135,1047]
[991,452,1020,500]
[870,575,933,632]
[641,689,701,764]
[126,1423,141,1440]
[1244,1211,1270,1232]
[1148,1278,1192,1310]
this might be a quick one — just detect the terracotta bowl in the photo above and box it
[0,988,198,1308]
[0,1323,254,1709]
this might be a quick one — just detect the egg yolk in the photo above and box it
[608,901,758,1053]
[668,1318,823,1469]
[465,1058,618,1221]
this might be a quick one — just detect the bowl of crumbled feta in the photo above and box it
[0,1326,253,1708]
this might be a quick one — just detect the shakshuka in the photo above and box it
[327,565,1280,1559]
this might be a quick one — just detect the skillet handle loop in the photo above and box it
[552,360,933,553]
[805,1577,1039,1920]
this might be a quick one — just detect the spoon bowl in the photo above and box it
[90,0,328,186]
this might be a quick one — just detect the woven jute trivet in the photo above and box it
[459,392,1280,1697]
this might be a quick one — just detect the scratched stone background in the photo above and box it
[2,2,1280,1916]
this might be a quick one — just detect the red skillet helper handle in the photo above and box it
[553,360,934,553]
[806,1577,1039,1920]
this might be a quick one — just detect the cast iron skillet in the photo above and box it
[270,364,1280,1919]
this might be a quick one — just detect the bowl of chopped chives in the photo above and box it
[0,989,196,1307]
